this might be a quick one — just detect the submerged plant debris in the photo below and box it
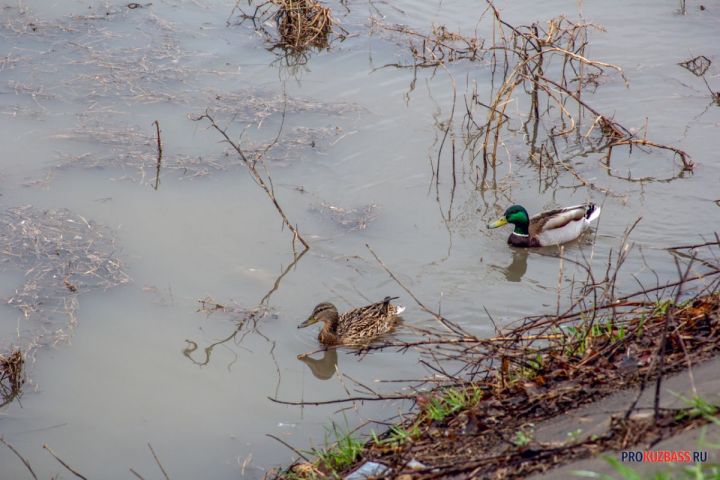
[204,88,362,124]
[2,3,360,187]
[0,207,129,382]
[312,201,379,231]
[50,120,344,183]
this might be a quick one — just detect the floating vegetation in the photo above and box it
[51,119,153,146]
[42,94,349,184]
[49,116,241,181]
[61,11,243,105]
[3,4,360,188]
[0,206,129,383]
[205,88,362,126]
[0,5,237,107]
[53,151,238,182]
[0,104,45,119]
[312,201,379,231]
[50,122,343,184]
[66,40,191,104]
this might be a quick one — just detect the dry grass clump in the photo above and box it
[273,0,334,50]
[0,349,24,407]
[233,0,345,53]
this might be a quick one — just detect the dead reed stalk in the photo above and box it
[377,2,693,191]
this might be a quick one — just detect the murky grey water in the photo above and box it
[1,0,719,478]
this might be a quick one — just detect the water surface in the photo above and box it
[1,0,719,478]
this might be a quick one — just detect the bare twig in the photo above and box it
[0,436,38,480]
[192,111,309,251]
[153,120,163,190]
[366,243,470,337]
[43,444,88,480]
[268,393,416,406]
[148,443,171,480]
[129,468,146,480]
[266,434,310,462]
[607,138,693,172]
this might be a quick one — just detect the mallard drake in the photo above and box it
[488,203,600,247]
[298,297,405,346]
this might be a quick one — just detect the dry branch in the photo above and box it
[152,120,163,190]
[43,444,88,480]
[192,111,309,251]
[148,443,171,480]
[0,436,38,480]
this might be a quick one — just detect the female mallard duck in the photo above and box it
[488,203,600,247]
[298,297,405,346]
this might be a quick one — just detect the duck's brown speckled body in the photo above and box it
[299,297,405,346]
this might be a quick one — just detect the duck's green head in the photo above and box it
[488,205,530,235]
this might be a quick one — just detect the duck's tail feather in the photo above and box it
[585,203,601,223]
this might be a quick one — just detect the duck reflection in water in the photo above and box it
[297,348,338,380]
[500,249,529,282]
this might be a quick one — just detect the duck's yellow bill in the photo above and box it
[488,217,508,229]
[298,316,318,328]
